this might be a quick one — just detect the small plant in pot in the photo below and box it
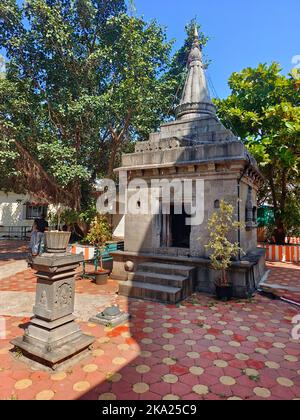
[45,205,71,253]
[205,200,243,301]
[86,215,112,285]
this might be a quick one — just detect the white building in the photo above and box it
[0,191,50,239]
[0,191,125,240]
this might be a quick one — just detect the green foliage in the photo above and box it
[215,63,300,240]
[282,193,300,238]
[0,0,176,205]
[48,201,98,236]
[86,214,112,247]
[0,137,19,182]
[37,141,90,187]
[257,206,274,228]
[0,77,30,186]
[205,200,242,287]
[101,13,174,140]
[86,214,112,269]
[0,3,210,209]
[163,18,209,116]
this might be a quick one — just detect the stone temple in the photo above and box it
[111,29,266,303]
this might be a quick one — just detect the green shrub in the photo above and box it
[86,215,112,270]
[205,200,243,287]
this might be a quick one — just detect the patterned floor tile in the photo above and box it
[0,253,299,400]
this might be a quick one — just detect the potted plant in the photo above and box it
[44,230,71,253]
[45,206,71,253]
[86,215,112,285]
[205,200,243,301]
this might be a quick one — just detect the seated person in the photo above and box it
[29,217,49,256]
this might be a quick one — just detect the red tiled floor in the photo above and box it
[0,240,28,254]
[264,262,300,303]
[0,240,28,265]
[0,291,299,400]
[266,262,300,287]
[0,268,119,296]
[0,257,300,400]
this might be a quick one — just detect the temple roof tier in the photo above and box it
[175,27,216,120]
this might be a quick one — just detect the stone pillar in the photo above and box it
[110,251,128,281]
[246,187,254,223]
[11,253,94,369]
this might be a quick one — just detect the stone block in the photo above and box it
[33,277,75,321]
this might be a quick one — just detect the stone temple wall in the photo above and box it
[123,169,259,258]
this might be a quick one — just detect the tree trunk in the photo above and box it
[221,269,228,287]
[268,166,286,244]
[107,109,132,177]
[72,181,81,211]
[273,219,286,245]
[108,134,121,178]
[77,220,89,237]
[14,140,74,207]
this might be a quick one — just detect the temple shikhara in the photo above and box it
[111,28,266,303]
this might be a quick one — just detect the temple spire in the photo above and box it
[175,26,216,120]
[194,25,199,39]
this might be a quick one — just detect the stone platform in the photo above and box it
[118,262,195,304]
[112,248,266,301]
[11,253,95,369]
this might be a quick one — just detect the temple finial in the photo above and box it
[175,24,216,120]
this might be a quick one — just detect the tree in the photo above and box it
[215,63,300,244]
[0,0,174,209]
[98,13,173,176]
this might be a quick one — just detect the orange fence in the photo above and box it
[265,244,300,263]
[70,245,95,261]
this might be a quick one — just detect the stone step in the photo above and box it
[138,262,194,277]
[128,271,187,288]
[118,281,182,304]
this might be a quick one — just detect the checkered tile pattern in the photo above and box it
[264,262,300,303]
[0,268,118,296]
[0,240,28,265]
[0,294,300,400]
[0,256,299,400]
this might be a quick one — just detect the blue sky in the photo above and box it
[1,1,299,99]
[134,0,300,98]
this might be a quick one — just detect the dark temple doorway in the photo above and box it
[171,205,191,248]
[161,204,191,249]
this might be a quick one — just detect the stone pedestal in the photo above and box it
[11,253,94,369]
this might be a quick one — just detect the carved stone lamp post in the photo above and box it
[11,231,94,369]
